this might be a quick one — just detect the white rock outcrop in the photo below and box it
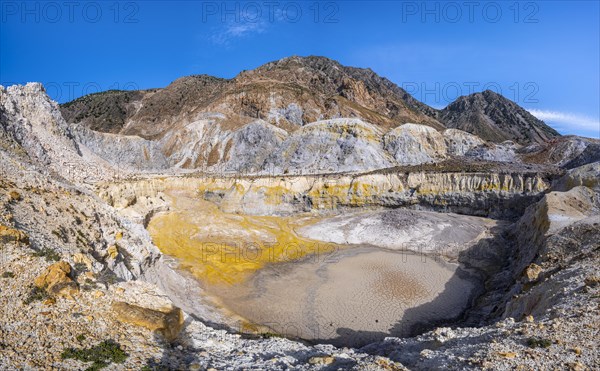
[384,123,447,165]
[443,128,485,156]
[264,118,394,174]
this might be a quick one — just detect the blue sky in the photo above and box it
[1,1,598,138]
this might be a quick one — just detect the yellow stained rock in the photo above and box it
[93,290,105,298]
[0,224,29,245]
[8,191,21,201]
[498,352,517,359]
[73,253,93,271]
[107,245,119,260]
[34,261,79,299]
[115,231,123,240]
[524,263,543,282]
[112,301,184,341]
[147,193,335,285]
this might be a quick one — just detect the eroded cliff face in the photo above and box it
[99,169,553,221]
[501,185,599,318]
[13,81,596,179]
[458,166,600,327]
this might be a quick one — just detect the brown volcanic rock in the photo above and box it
[519,135,600,168]
[438,90,560,145]
[60,56,562,150]
[122,75,228,138]
[230,56,444,130]
[60,56,444,139]
[0,224,29,245]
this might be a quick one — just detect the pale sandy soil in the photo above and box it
[216,247,477,347]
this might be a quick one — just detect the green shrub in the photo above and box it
[96,269,120,286]
[51,226,69,243]
[23,286,49,304]
[61,340,128,370]
[527,337,552,348]
[32,247,61,262]
[74,262,89,272]
[1,271,15,279]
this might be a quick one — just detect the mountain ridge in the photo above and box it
[60,55,560,146]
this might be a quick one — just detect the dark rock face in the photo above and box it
[60,90,151,134]
[437,90,560,145]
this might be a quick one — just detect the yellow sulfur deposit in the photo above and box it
[147,190,336,286]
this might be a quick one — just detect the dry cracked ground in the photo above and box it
[1,73,600,370]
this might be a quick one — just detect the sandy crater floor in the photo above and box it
[217,247,477,346]
[148,189,497,346]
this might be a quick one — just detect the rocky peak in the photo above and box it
[439,89,560,145]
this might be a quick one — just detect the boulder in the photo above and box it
[34,261,79,299]
[112,301,184,341]
[524,263,543,283]
[8,191,21,202]
[308,356,336,365]
[107,245,119,260]
[0,224,29,245]
[264,118,393,174]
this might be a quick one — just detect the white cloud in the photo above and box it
[210,21,267,45]
[527,109,599,137]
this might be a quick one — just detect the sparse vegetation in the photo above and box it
[61,340,128,370]
[527,337,553,348]
[96,269,120,286]
[32,247,61,262]
[74,262,89,272]
[261,332,281,339]
[23,285,49,305]
[584,275,600,287]
[75,229,90,249]
[1,271,15,278]
[82,278,98,291]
